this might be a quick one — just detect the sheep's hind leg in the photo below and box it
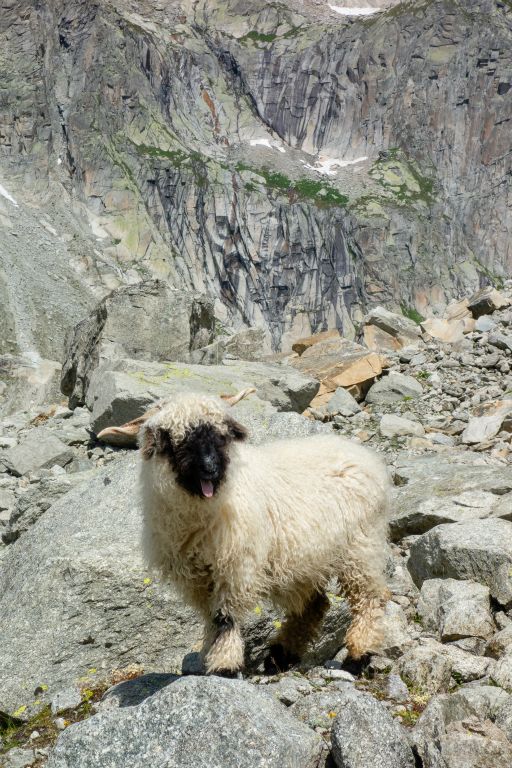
[338,562,389,660]
[265,591,330,673]
[203,610,245,676]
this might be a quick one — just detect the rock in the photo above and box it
[379,414,425,438]
[397,640,454,693]
[379,601,416,658]
[413,686,512,768]
[365,372,422,405]
[490,652,512,691]
[98,673,179,711]
[468,287,510,318]
[2,748,36,768]
[0,488,15,511]
[462,400,512,444]
[291,689,356,731]
[292,329,341,356]
[50,687,83,715]
[408,519,512,607]
[475,316,496,333]
[61,282,216,408]
[2,432,73,477]
[362,306,421,351]
[87,358,319,434]
[47,676,323,768]
[391,454,512,540]
[488,332,512,353]
[330,688,415,768]
[266,676,313,707]
[386,674,409,702]
[485,625,512,659]
[0,455,203,716]
[291,337,385,404]
[3,471,95,544]
[421,318,467,344]
[417,579,495,641]
[326,387,362,416]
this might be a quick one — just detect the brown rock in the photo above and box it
[468,287,510,319]
[292,329,340,356]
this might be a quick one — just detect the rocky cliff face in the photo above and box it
[1,0,511,360]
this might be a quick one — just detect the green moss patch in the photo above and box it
[237,164,348,207]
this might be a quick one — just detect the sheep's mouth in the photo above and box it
[200,478,215,498]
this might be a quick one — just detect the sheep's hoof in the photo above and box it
[209,668,243,680]
[342,653,371,677]
[264,644,300,675]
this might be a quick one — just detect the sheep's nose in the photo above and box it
[202,454,218,474]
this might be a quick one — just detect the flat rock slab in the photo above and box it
[87,358,319,434]
[47,676,323,768]
[417,579,494,641]
[408,518,512,607]
[2,432,74,477]
[391,454,512,540]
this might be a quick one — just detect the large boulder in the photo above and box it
[87,358,319,434]
[365,372,422,405]
[407,519,512,607]
[330,688,415,768]
[1,432,74,477]
[46,675,323,768]
[412,686,512,768]
[61,282,216,409]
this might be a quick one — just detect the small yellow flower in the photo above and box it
[253,605,262,615]
[272,619,282,630]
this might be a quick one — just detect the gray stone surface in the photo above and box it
[88,358,320,434]
[366,373,423,405]
[413,686,512,768]
[379,414,424,438]
[330,688,415,768]
[408,519,512,608]
[362,306,421,345]
[50,687,82,715]
[2,433,74,477]
[417,579,494,641]
[61,282,216,408]
[47,676,323,768]
[326,387,361,416]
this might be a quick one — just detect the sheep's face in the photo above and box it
[142,417,247,499]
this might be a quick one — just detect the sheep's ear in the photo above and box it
[224,416,248,442]
[140,426,157,459]
[140,426,174,459]
[220,387,256,407]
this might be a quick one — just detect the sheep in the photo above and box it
[100,389,390,675]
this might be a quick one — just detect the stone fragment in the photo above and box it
[50,687,83,715]
[485,625,512,659]
[362,306,421,351]
[380,414,425,438]
[266,676,313,707]
[3,748,36,768]
[491,651,512,691]
[330,688,415,768]
[468,286,510,318]
[474,316,496,333]
[366,372,423,405]
[421,318,466,344]
[2,433,73,477]
[47,676,323,768]
[326,387,361,416]
[408,519,512,607]
[397,639,491,693]
[417,579,494,641]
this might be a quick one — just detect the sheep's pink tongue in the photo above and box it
[201,479,214,498]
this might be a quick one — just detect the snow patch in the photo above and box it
[304,156,368,176]
[329,5,381,16]
[249,138,286,154]
[0,183,18,207]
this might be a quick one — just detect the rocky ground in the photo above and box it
[1,281,512,767]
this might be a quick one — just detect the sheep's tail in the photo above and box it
[95,387,256,446]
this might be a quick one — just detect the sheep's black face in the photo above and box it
[143,417,247,499]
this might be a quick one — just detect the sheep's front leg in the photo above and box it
[203,608,245,676]
[338,556,389,660]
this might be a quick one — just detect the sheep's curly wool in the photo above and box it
[140,393,390,674]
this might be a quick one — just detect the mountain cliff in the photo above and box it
[1,0,511,358]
